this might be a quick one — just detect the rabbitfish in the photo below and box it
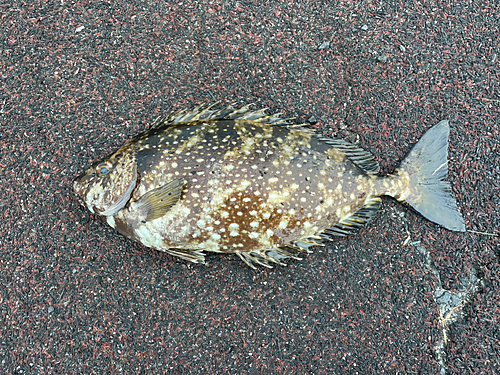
[73,104,465,268]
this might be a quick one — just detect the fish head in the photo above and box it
[73,146,137,217]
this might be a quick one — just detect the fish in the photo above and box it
[73,103,466,268]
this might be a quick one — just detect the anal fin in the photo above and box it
[320,197,382,239]
[236,244,314,269]
[166,248,206,264]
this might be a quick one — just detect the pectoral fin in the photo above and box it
[136,178,186,222]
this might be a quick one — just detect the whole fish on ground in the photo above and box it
[73,103,466,268]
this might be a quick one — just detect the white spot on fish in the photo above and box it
[229,223,239,231]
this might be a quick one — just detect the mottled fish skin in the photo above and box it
[74,104,465,268]
[113,120,396,250]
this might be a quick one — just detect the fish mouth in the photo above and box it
[99,166,138,216]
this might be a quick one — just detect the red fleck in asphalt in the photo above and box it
[1,1,498,374]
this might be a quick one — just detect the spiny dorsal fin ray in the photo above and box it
[151,103,296,129]
[316,136,380,175]
[150,116,168,129]
[210,105,236,119]
[320,197,382,239]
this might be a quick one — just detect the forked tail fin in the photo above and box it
[397,120,466,231]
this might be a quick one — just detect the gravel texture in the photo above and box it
[1,1,498,374]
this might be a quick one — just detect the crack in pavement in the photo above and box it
[414,243,484,375]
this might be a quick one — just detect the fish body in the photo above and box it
[74,104,465,268]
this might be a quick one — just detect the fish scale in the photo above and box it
[73,104,466,268]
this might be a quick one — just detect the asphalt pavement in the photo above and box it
[0,1,498,374]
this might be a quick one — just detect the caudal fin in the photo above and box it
[397,120,466,231]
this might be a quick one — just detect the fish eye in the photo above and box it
[96,161,113,176]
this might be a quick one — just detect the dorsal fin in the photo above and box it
[151,103,294,129]
[316,136,380,175]
[320,197,382,239]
